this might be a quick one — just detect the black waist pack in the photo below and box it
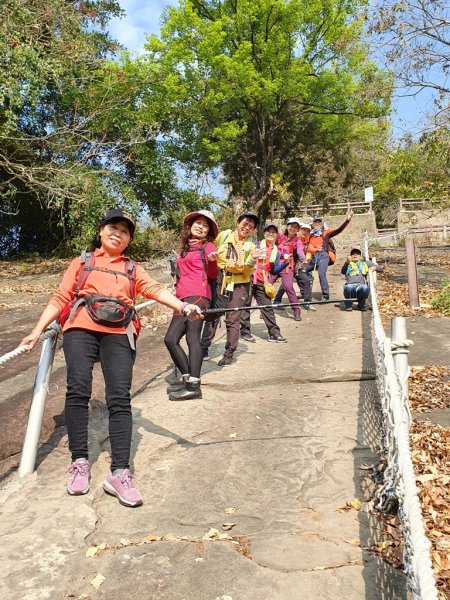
[59,295,136,329]
[83,295,135,327]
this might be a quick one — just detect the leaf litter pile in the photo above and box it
[409,366,450,413]
[410,419,450,596]
[364,251,450,596]
[373,247,450,320]
[376,266,443,320]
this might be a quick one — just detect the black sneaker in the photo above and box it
[268,334,287,343]
[202,348,210,361]
[321,295,329,301]
[240,334,256,343]
[218,355,233,366]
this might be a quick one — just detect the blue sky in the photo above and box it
[108,1,175,52]
[107,1,432,139]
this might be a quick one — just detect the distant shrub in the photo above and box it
[431,279,450,315]
[131,226,178,261]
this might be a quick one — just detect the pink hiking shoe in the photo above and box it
[67,458,90,495]
[103,469,143,507]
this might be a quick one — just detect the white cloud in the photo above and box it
[108,1,178,53]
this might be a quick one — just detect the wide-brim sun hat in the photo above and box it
[263,221,279,232]
[100,208,136,236]
[237,211,260,227]
[300,223,311,231]
[286,218,302,227]
[184,210,219,238]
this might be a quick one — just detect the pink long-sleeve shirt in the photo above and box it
[175,241,218,300]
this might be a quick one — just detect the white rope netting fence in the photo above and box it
[364,236,438,600]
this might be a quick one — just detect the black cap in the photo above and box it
[100,208,136,235]
[237,211,260,227]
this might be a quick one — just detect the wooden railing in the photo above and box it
[398,198,447,210]
[373,225,450,245]
[273,200,373,217]
[406,224,449,237]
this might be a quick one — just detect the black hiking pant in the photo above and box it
[63,328,135,471]
[164,295,210,378]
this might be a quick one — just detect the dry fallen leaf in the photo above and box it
[409,365,450,413]
[344,539,361,546]
[141,533,162,543]
[86,543,109,557]
[202,528,231,540]
[350,498,362,510]
[90,573,106,589]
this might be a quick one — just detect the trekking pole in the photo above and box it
[185,298,358,320]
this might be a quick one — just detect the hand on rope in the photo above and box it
[182,302,204,321]
[19,321,62,353]
[19,305,61,352]
[0,322,61,364]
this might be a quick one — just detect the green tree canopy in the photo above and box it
[139,0,392,222]
[0,0,209,256]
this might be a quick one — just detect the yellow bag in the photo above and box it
[262,270,276,299]
[264,282,276,299]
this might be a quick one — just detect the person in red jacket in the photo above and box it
[19,208,202,508]
[305,211,353,300]
[272,218,305,321]
[295,223,316,311]
[164,210,219,401]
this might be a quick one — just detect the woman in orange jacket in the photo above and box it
[20,208,202,508]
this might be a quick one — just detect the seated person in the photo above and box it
[341,248,383,311]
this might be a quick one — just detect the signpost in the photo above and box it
[364,186,374,212]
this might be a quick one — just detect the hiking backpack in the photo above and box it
[325,236,337,265]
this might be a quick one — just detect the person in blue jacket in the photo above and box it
[240,222,288,343]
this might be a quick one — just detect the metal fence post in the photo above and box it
[405,237,420,308]
[18,326,59,477]
[391,317,410,401]
[363,231,369,259]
